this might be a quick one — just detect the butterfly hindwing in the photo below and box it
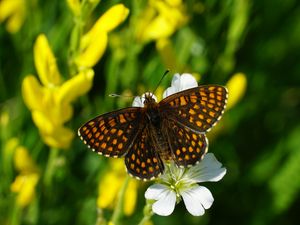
[78,107,142,157]
[163,119,208,167]
[160,85,228,132]
[125,125,164,180]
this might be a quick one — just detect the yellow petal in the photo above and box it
[57,69,94,104]
[22,75,45,111]
[0,0,17,21]
[0,0,25,33]
[92,4,129,33]
[11,173,39,208]
[124,179,138,215]
[14,146,38,173]
[42,125,74,149]
[165,0,182,7]
[75,4,129,68]
[34,34,61,86]
[32,110,54,134]
[140,15,174,42]
[76,31,108,68]
[97,173,122,209]
[57,102,74,124]
[226,72,247,110]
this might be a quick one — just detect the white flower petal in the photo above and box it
[170,73,181,89]
[162,86,177,98]
[145,184,176,216]
[152,189,176,216]
[181,185,214,216]
[162,73,198,98]
[145,183,169,200]
[132,96,143,107]
[185,153,226,183]
[179,73,198,90]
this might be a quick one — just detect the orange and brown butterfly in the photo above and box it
[78,74,228,181]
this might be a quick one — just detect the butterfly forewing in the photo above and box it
[160,85,228,132]
[163,119,208,167]
[78,108,142,157]
[125,125,164,180]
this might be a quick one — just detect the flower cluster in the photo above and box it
[22,34,94,149]
[22,2,129,149]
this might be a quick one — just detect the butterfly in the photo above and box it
[78,85,228,181]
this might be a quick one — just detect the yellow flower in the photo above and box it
[97,159,138,216]
[226,72,247,110]
[11,173,39,207]
[22,34,94,149]
[135,0,188,43]
[10,146,39,208]
[75,4,129,68]
[0,0,26,33]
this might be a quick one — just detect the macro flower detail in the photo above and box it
[22,34,94,149]
[145,153,226,216]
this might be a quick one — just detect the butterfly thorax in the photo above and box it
[143,95,161,126]
[143,94,171,160]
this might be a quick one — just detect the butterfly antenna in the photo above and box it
[151,69,170,97]
[109,93,135,98]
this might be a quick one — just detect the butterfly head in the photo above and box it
[142,92,157,106]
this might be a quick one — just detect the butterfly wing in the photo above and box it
[125,124,164,180]
[78,107,143,157]
[163,119,208,167]
[159,85,228,133]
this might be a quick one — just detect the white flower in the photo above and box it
[145,153,226,216]
[163,73,198,98]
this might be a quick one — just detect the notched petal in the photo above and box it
[152,189,176,216]
[181,186,214,216]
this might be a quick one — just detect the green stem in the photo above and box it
[10,202,22,225]
[137,201,153,225]
[110,176,130,225]
[43,148,59,188]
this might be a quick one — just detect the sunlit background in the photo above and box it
[0,0,300,225]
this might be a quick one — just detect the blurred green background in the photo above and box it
[1,0,300,225]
